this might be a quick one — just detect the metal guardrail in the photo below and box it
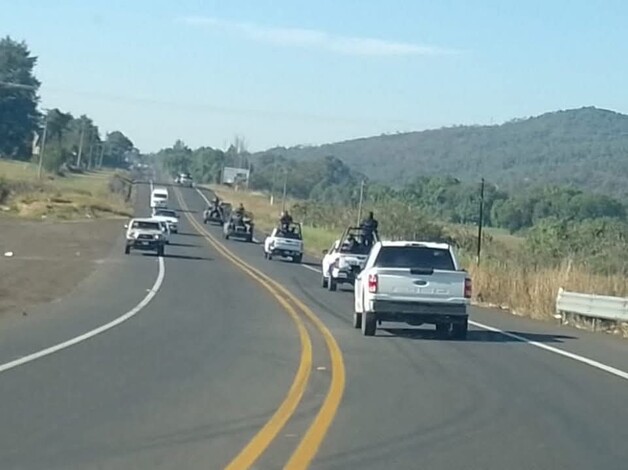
[556,288,628,323]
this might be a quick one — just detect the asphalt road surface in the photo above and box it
[1,181,628,469]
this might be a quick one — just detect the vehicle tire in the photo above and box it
[157,245,165,257]
[293,254,302,264]
[452,319,468,340]
[362,312,376,336]
[321,275,328,288]
[264,251,268,259]
[124,245,130,255]
[328,278,337,292]
[225,234,230,240]
[353,312,362,329]
[268,254,273,260]
[435,323,452,338]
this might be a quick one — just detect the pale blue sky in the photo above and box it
[2,0,627,152]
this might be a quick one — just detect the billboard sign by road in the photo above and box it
[222,167,250,185]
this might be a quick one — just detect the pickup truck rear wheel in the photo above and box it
[124,245,130,255]
[321,275,328,288]
[157,245,165,257]
[353,312,362,329]
[328,278,337,292]
[362,312,376,336]
[452,320,468,340]
[293,254,302,264]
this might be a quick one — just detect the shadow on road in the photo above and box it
[168,242,199,248]
[178,232,202,237]
[300,261,321,268]
[381,327,576,343]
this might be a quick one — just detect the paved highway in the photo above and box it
[1,181,628,469]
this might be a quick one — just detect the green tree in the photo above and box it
[0,37,40,158]
[103,130,135,167]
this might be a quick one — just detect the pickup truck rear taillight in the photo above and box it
[464,278,472,299]
[368,274,378,293]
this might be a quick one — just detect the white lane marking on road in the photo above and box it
[0,256,166,374]
[469,320,628,381]
[294,260,628,382]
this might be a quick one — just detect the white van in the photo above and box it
[150,187,169,209]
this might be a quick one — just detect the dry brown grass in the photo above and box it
[0,160,132,220]
[469,261,628,320]
[209,183,628,326]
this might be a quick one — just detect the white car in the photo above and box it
[177,173,193,187]
[321,226,378,292]
[151,208,179,233]
[124,218,166,256]
[264,224,304,263]
[150,187,169,209]
[354,241,471,337]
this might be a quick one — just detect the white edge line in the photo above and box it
[0,256,166,374]
[469,320,628,381]
[301,265,322,273]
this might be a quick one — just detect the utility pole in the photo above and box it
[356,179,365,225]
[476,177,485,265]
[87,134,95,169]
[37,113,49,180]
[270,160,278,206]
[98,141,106,168]
[76,119,85,167]
[281,169,288,212]
[246,159,251,190]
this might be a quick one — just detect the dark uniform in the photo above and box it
[280,211,293,230]
[361,211,379,247]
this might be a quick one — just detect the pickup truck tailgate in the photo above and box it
[375,268,467,303]
[272,237,302,251]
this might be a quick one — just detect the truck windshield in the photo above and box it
[132,221,160,230]
[374,246,455,270]
[155,210,176,217]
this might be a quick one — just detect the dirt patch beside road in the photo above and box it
[0,218,123,317]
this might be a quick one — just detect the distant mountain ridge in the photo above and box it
[254,107,628,198]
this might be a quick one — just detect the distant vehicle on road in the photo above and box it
[264,223,303,263]
[321,226,378,292]
[176,173,193,187]
[150,187,169,209]
[124,218,166,256]
[151,208,179,233]
[203,202,231,225]
[223,212,254,242]
[353,241,471,338]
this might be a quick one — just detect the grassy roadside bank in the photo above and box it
[0,160,133,220]
[210,184,628,334]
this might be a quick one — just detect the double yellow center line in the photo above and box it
[175,189,346,469]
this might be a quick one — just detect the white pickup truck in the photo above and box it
[354,241,471,338]
[264,223,304,263]
[321,225,377,291]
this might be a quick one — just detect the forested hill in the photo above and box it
[255,107,628,198]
